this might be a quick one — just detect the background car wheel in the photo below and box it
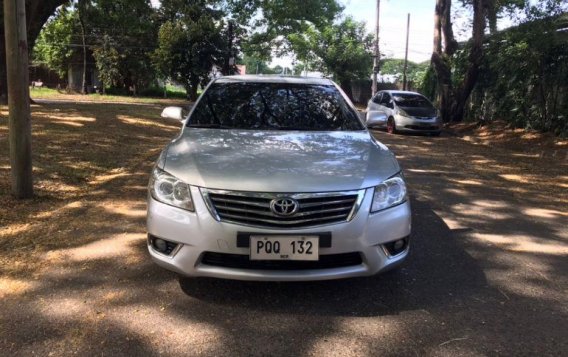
[431,131,441,137]
[386,117,397,134]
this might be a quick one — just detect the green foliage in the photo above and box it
[92,35,122,91]
[33,7,78,77]
[239,54,292,74]
[86,0,158,92]
[228,0,343,59]
[33,0,158,92]
[462,13,568,135]
[152,1,231,99]
[419,65,438,102]
[380,59,430,87]
[289,17,373,91]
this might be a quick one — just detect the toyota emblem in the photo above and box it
[270,198,299,216]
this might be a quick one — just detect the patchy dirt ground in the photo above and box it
[0,102,566,356]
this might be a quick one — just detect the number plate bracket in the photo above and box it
[237,232,331,248]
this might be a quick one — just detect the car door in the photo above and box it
[366,92,387,127]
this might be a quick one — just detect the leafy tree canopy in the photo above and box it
[289,17,373,94]
[152,0,233,100]
[33,7,77,77]
[227,0,344,60]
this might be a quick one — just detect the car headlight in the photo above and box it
[371,175,407,212]
[149,167,194,211]
[396,108,411,118]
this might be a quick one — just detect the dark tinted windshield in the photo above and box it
[392,93,434,108]
[188,82,364,131]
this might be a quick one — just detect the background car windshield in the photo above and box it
[189,82,364,131]
[392,93,434,108]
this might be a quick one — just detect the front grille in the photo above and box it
[203,189,363,229]
[200,252,363,270]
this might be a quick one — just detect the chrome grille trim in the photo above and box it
[200,188,367,229]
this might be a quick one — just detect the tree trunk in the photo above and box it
[431,0,485,123]
[339,79,353,101]
[78,0,87,94]
[0,4,7,104]
[431,0,455,122]
[0,32,7,105]
[4,0,34,198]
[189,85,198,101]
[450,0,486,122]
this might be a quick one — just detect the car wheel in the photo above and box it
[386,117,397,134]
[431,131,441,137]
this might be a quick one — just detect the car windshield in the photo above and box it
[188,82,364,131]
[392,93,434,108]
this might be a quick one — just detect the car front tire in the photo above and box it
[386,117,397,134]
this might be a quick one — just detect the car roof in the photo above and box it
[215,75,333,86]
[381,90,422,96]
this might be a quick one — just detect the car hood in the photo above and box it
[399,106,437,117]
[162,129,400,192]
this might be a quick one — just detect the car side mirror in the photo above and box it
[161,106,185,121]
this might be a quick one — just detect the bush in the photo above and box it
[461,14,568,135]
[138,86,187,99]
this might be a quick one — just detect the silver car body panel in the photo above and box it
[161,129,400,193]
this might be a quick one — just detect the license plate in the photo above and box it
[250,235,319,261]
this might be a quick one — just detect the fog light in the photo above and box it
[154,238,167,252]
[149,234,180,256]
[382,237,409,256]
[393,239,405,251]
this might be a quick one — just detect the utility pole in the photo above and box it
[402,13,410,91]
[4,0,34,198]
[372,0,381,96]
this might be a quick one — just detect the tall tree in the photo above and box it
[153,0,233,100]
[431,0,485,123]
[289,17,373,97]
[227,0,343,60]
[87,0,157,95]
[431,0,532,122]
[33,6,77,78]
[0,0,69,103]
[77,0,88,94]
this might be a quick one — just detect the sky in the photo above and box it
[344,0,436,63]
[272,0,437,68]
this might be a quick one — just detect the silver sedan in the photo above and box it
[148,76,411,281]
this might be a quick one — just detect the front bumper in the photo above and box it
[395,115,442,133]
[147,187,411,281]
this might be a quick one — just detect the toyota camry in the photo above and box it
[147,75,411,281]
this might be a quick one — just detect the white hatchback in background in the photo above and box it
[366,90,442,136]
[147,75,411,281]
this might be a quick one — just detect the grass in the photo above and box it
[30,87,191,105]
